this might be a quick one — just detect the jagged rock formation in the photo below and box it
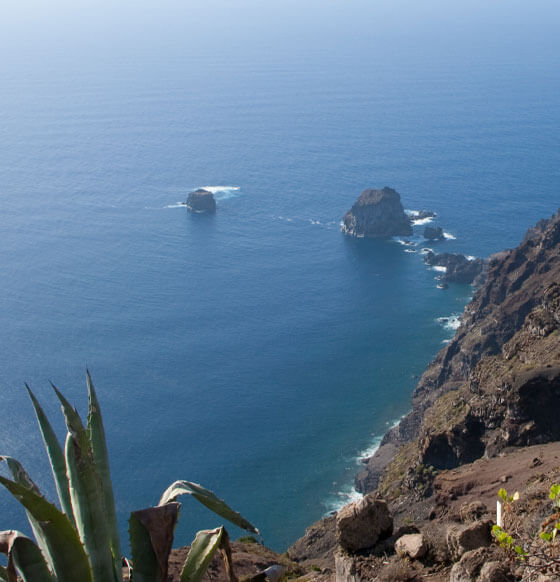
[424,251,487,285]
[423,225,445,240]
[289,210,560,581]
[358,210,560,494]
[185,188,216,212]
[341,187,412,238]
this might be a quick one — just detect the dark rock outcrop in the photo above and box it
[342,187,412,238]
[357,210,560,496]
[424,225,445,240]
[424,251,486,285]
[415,210,437,221]
[185,188,216,213]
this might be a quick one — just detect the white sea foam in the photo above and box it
[323,416,406,514]
[324,486,364,514]
[393,235,422,247]
[412,216,434,226]
[404,248,416,253]
[357,435,383,462]
[420,247,433,255]
[165,202,187,208]
[443,231,456,240]
[436,314,461,331]
[432,265,447,273]
[466,255,476,261]
[201,186,241,200]
[405,209,435,225]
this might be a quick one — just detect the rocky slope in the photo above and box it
[289,209,560,581]
[342,187,413,238]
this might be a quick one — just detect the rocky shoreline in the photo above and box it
[164,209,560,581]
[286,209,560,581]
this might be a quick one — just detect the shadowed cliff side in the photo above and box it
[288,209,560,581]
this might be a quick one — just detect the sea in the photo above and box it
[1,0,559,552]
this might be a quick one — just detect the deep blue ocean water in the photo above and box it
[1,1,560,552]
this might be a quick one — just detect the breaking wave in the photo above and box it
[436,314,461,331]
[200,186,241,200]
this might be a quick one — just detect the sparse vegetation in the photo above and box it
[0,373,259,582]
[492,484,560,578]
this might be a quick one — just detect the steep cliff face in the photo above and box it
[290,210,560,582]
[357,209,560,494]
[341,187,412,238]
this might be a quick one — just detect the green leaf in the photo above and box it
[86,372,122,581]
[540,532,553,542]
[0,530,54,582]
[129,503,180,582]
[54,386,115,582]
[26,386,75,526]
[514,545,526,556]
[549,484,560,500]
[159,481,259,535]
[498,488,508,502]
[0,457,53,572]
[180,527,223,582]
[0,476,92,582]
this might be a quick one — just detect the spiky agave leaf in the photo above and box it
[53,386,116,582]
[26,386,74,526]
[86,372,122,581]
[159,481,259,535]
[0,530,53,582]
[180,527,223,582]
[129,502,180,582]
[0,477,92,582]
[0,457,54,572]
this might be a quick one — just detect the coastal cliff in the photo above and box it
[288,209,560,581]
[157,211,560,581]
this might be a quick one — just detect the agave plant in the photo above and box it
[0,372,259,582]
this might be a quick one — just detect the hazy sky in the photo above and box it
[2,0,559,67]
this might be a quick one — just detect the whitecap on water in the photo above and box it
[443,231,456,240]
[201,186,241,200]
[432,265,447,273]
[324,486,363,514]
[405,209,436,226]
[436,314,461,331]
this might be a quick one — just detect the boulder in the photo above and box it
[479,561,513,582]
[459,501,488,523]
[449,548,487,582]
[424,251,486,285]
[336,494,393,552]
[447,520,492,560]
[185,188,216,213]
[424,225,445,240]
[394,533,427,559]
[341,187,412,238]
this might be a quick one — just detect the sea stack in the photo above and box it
[185,188,216,213]
[342,187,412,238]
[423,225,445,240]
